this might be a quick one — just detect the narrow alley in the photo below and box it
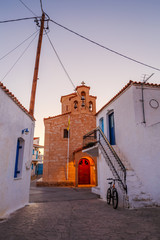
[0,180,160,240]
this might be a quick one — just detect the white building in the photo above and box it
[84,80,160,208]
[31,137,44,177]
[0,82,35,218]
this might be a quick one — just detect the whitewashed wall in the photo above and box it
[95,84,160,207]
[0,88,34,218]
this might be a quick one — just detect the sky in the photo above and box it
[1,0,160,145]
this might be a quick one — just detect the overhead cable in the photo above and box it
[0,16,41,24]
[1,31,39,82]
[0,30,39,61]
[45,30,90,106]
[50,19,160,72]
[45,30,76,90]
[18,0,38,17]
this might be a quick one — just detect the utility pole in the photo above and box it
[29,13,45,116]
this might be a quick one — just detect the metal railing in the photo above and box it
[83,127,127,193]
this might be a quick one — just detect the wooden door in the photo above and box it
[78,159,90,184]
[109,112,116,145]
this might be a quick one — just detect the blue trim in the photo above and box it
[36,151,38,159]
[109,112,116,145]
[14,139,20,178]
[99,117,104,133]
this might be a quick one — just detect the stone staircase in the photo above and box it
[113,146,154,208]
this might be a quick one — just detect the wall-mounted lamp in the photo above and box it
[22,128,29,135]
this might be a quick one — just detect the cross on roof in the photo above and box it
[81,81,85,86]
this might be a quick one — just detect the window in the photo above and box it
[89,101,93,111]
[36,150,38,159]
[14,138,25,178]
[81,91,86,107]
[74,100,78,110]
[63,129,70,138]
[99,117,104,133]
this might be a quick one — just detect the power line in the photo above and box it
[18,0,38,17]
[50,19,160,72]
[45,30,90,109]
[0,30,39,61]
[45,30,76,90]
[0,16,41,24]
[1,32,39,82]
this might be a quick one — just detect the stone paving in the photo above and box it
[0,180,160,240]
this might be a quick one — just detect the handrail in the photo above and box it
[83,127,127,193]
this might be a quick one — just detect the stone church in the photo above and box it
[42,82,97,186]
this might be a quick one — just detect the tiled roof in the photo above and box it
[73,146,83,154]
[60,93,76,102]
[0,81,35,121]
[44,111,71,121]
[33,143,44,148]
[96,80,160,115]
[76,85,90,90]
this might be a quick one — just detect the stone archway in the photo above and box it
[78,158,90,184]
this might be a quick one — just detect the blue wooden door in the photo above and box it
[109,112,116,145]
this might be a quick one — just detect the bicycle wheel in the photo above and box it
[106,188,111,204]
[112,189,118,209]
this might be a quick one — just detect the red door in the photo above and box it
[78,159,90,184]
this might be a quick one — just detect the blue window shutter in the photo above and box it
[36,151,38,159]
[33,149,35,155]
[99,117,104,133]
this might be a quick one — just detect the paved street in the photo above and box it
[0,180,160,240]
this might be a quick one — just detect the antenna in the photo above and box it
[142,73,154,83]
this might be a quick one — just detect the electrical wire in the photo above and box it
[1,31,39,82]
[0,30,39,61]
[50,19,160,72]
[45,30,90,108]
[18,0,38,17]
[45,30,76,90]
[0,17,41,24]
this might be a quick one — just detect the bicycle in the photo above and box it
[106,178,119,209]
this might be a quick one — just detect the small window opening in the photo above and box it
[14,138,25,178]
[64,129,70,138]
[89,101,93,111]
[74,101,78,109]
[81,91,86,107]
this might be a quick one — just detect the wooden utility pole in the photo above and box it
[29,13,45,116]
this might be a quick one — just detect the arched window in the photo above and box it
[89,101,93,111]
[74,100,78,110]
[81,91,86,107]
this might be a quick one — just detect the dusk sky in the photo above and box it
[1,0,160,145]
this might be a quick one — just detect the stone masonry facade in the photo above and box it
[42,83,97,186]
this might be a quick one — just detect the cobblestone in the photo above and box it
[0,180,160,240]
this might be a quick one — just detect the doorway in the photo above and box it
[109,112,116,145]
[78,158,90,184]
